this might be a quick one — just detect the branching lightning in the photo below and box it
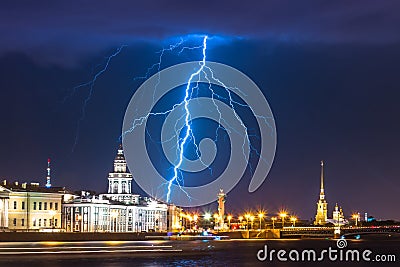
[121,36,208,202]
[68,45,126,152]
[122,34,273,203]
[166,36,208,202]
[66,34,272,203]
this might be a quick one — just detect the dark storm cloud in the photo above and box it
[1,1,399,65]
[1,1,400,220]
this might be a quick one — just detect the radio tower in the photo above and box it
[45,158,51,188]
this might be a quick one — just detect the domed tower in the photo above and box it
[100,144,140,204]
[107,144,133,194]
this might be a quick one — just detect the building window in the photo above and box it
[33,202,37,210]
[54,219,58,227]
[21,219,25,226]
[13,218,16,226]
[50,202,53,210]
[13,201,17,209]
[39,219,41,227]
[33,219,36,226]
[44,202,47,210]
[39,202,42,210]
[122,182,126,193]
[55,203,58,210]
[22,201,25,210]
[43,219,47,227]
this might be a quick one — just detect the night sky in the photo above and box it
[1,1,399,220]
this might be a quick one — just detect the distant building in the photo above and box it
[314,161,328,225]
[327,203,348,226]
[332,203,344,223]
[62,145,180,232]
[0,180,72,231]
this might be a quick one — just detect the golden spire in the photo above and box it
[320,160,324,192]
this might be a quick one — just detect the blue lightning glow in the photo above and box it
[166,35,208,202]
[64,34,272,205]
[115,35,273,204]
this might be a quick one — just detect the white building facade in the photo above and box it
[62,146,173,232]
[0,181,66,231]
[63,197,168,232]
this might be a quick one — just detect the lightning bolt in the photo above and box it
[66,45,126,152]
[65,35,270,204]
[134,38,184,81]
[121,34,273,203]
[166,35,208,202]
[203,66,275,177]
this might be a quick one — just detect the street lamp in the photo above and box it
[290,216,297,227]
[213,213,219,229]
[352,214,359,227]
[271,217,277,230]
[194,214,198,230]
[238,216,243,229]
[279,212,287,228]
[227,215,232,230]
[258,213,264,230]
[188,215,193,230]
[204,213,211,230]
[244,214,251,230]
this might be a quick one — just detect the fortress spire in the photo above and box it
[314,160,328,225]
[320,160,324,195]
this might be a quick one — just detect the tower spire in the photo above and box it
[320,160,324,193]
[45,158,51,188]
[314,160,328,225]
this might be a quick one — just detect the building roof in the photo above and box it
[1,180,73,194]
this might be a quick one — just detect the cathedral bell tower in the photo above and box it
[314,161,328,225]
